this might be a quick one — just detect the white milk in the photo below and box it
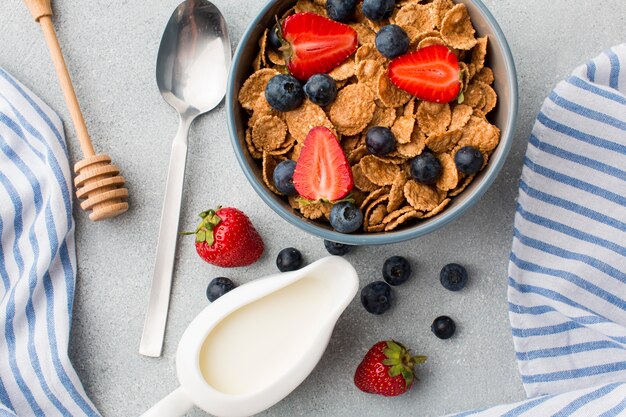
[199,274,336,395]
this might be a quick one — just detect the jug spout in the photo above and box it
[141,387,194,417]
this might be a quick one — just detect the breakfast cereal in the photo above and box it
[237,0,501,233]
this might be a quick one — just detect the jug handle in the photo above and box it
[140,386,194,417]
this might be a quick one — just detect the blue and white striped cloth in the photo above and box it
[450,44,626,416]
[0,68,100,416]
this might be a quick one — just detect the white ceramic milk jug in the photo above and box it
[141,256,359,417]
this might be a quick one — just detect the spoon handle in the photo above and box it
[140,115,193,357]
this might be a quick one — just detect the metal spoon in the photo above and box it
[140,0,231,358]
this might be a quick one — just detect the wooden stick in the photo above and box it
[38,16,95,157]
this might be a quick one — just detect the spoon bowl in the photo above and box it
[140,0,231,358]
[156,0,230,117]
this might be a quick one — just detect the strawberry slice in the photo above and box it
[281,12,358,81]
[388,44,461,103]
[293,126,353,201]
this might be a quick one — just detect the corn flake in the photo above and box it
[395,3,435,33]
[435,153,459,191]
[440,3,477,50]
[356,59,385,91]
[397,128,426,157]
[475,67,494,85]
[360,187,389,210]
[388,171,409,212]
[262,152,287,195]
[383,205,415,224]
[285,99,334,142]
[368,105,397,129]
[328,58,356,81]
[245,127,262,159]
[329,84,376,136]
[404,179,443,211]
[252,115,288,152]
[349,23,376,45]
[384,209,423,231]
[431,0,455,29]
[391,115,415,144]
[425,129,462,153]
[355,43,386,64]
[295,0,326,15]
[360,155,402,186]
[352,163,380,192]
[457,116,500,153]
[422,198,451,218]
[417,101,451,136]
[448,174,475,197]
[238,68,279,110]
[377,71,412,108]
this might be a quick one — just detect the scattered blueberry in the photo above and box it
[273,160,298,196]
[375,25,409,59]
[265,74,304,112]
[366,126,396,156]
[267,24,282,50]
[410,152,442,184]
[362,0,395,21]
[431,316,456,339]
[454,146,484,175]
[361,281,394,314]
[326,0,357,22]
[330,202,364,233]
[440,263,468,291]
[382,256,411,286]
[324,240,353,256]
[206,277,237,302]
[304,74,338,107]
[276,247,304,272]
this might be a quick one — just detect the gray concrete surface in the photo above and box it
[1,1,625,416]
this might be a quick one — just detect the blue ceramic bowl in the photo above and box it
[227,0,518,245]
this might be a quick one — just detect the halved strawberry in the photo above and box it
[280,12,358,81]
[388,44,461,103]
[293,126,353,201]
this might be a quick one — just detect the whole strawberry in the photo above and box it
[354,340,426,397]
[188,206,264,268]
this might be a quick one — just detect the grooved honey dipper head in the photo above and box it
[74,154,129,221]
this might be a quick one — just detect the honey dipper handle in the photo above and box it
[23,0,52,21]
[33,12,96,157]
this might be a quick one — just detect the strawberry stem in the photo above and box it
[187,206,223,246]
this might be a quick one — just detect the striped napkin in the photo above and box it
[450,44,626,416]
[0,68,100,416]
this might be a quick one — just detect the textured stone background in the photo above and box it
[1,0,625,415]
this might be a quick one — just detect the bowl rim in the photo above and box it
[226,0,519,246]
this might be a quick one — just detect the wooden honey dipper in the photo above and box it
[23,0,129,221]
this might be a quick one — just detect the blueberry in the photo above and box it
[431,316,456,339]
[375,25,409,59]
[361,281,394,314]
[276,247,304,272]
[267,24,282,50]
[206,277,236,302]
[273,160,297,196]
[382,256,411,286]
[330,202,363,233]
[304,74,338,107]
[265,74,304,112]
[326,0,357,22]
[324,240,352,256]
[454,146,484,175]
[410,152,442,184]
[440,263,468,291]
[362,0,395,21]
[366,126,396,156]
